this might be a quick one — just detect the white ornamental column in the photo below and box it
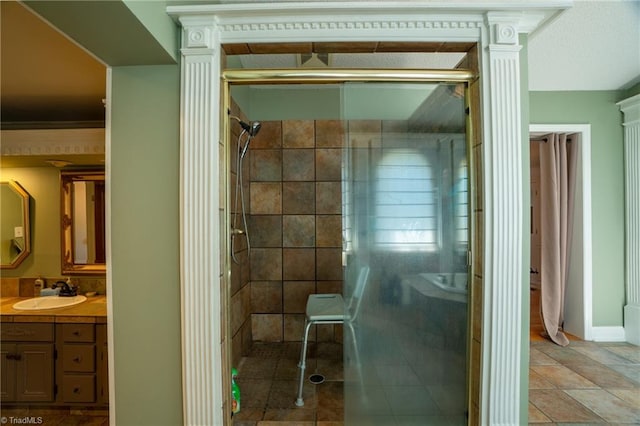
[177,17,225,426]
[482,12,524,425]
[619,94,640,345]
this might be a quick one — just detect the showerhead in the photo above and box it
[228,110,262,137]
[249,121,262,137]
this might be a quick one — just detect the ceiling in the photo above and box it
[527,0,640,91]
[0,0,638,167]
[0,1,107,124]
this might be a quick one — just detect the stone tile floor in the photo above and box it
[528,338,640,425]
[233,337,639,426]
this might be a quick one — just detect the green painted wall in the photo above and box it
[0,167,62,277]
[234,84,437,121]
[530,91,625,327]
[123,0,178,62]
[25,0,176,66]
[110,65,182,425]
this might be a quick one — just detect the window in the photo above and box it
[374,148,437,251]
[454,157,469,248]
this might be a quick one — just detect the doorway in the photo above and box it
[528,124,593,342]
[225,70,476,424]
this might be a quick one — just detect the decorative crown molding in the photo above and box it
[0,128,105,157]
[217,18,484,34]
[618,93,640,126]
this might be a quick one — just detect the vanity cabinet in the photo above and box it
[0,323,55,402]
[0,321,108,407]
[56,324,96,403]
[55,323,108,405]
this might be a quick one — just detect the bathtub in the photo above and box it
[418,272,468,294]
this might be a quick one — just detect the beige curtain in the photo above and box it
[539,133,578,346]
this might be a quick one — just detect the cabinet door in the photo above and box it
[16,343,54,402]
[1,343,17,401]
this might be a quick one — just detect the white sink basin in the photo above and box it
[13,295,87,311]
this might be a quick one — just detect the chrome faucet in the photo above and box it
[57,280,78,297]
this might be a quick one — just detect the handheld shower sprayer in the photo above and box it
[228,109,262,264]
[228,109,262,137]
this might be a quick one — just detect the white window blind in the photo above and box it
[454,157,469,248]
[374,149,437,251]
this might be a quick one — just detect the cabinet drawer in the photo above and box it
[1,323,53,342]
[62,345,95,372]
[62,375,95,403]
[61,324,94,343]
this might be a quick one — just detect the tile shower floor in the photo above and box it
[233,339,640,426]
[232,341,344,426]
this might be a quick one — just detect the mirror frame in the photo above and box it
[61,169,106,275]
[0,180,31,269]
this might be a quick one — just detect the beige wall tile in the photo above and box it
[283,149,315,181]
[283,281,315,313]
[283,248,316,280]
[316,182,341,214]
[315,120,345,148]
[284,313,307,341]
[316,281,342,294]
[249,215,282,248]
[251,121,282,150]
[250,182,282,214]
[251,281,283,313]
[283,182,315,214]
[252,314,283,342]
[316,215,341,247]
[283,215,316,247]
[250,149,282,182]
[315,148,342,181]
[251,248,283,281]
[316,248,342,280]
[283,120,315,148]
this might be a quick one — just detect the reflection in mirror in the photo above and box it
[0,180,31,269]
[61,170,106,275]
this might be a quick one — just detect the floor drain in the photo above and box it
[309,374,325,384]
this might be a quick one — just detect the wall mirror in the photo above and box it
[61,169,106,275]
[0,180,31,269]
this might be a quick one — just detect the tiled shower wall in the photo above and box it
[247,119,346,345]
[228,113,349,367]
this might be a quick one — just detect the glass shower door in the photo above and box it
[342,82,470,425]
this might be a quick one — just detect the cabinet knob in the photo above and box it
[73,331,81,336]
[73,356,82,363]
[6,353,22,361]
[73,387,81,394]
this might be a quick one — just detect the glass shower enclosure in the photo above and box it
[342,82,469,425]
[226,72,471,425]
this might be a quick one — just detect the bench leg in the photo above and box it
[295,319,313,407]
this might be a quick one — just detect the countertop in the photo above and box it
[1,295,107,323]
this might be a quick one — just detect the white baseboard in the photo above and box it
[590,326,626,342]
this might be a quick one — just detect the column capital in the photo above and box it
[618,93,640,126]
[178,17,218,53]
[486,12,522,46]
